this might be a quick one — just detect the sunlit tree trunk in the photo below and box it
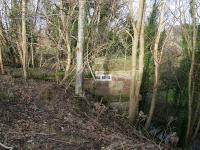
[136,11,145,109]
[128,0,145,122]
[75,0,85,96]
[22,0,27,79]
[30,31,34,68]
[145,0,165,129]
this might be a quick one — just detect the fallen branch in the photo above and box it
[0,142,14,150]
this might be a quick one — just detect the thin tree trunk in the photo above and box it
[39,53,43,68]
[145,64,160,129]
[34,0,40,25]
[186,0,197,143]
[145,0,165,129]
[30,31,34,68]
[75,0,85,96]
[0,47,4,74]
[192,117,200,142]
[60,0,72,82]
[57,31,62,71]
[22,0,27,79]
[190,93,200,137]
[0,14,5,75]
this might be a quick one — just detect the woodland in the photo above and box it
[0,0,200,149]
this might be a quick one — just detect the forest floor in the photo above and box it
[0,75,164,150]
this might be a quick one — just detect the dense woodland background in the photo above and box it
[0,0,200,149]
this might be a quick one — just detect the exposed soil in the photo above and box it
[0,75,163,150]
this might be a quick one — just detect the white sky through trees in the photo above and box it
[0,0,199,30]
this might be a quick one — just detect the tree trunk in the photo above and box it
[30,31,34,68]
[128,0,145,122]
[60,0,72,82]
[136,10,145,108]
[192,117,200,142]
[22,0,27,79]
[0,15,4,75]
[145,0,165,129]
[39,53,43,68]
[190,92,200,137]
[145,64,160,129]
[75,0,85,96]
[0,47,4,74]
[186,0,197,143]
[128,28,139,122]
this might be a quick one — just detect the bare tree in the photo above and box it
[75,0,86,96]
[60,0,71,82]
[61,1,77,82]
[30,0,40,68]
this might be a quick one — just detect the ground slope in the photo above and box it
[0,76,162,150]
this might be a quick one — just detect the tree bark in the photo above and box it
[0,47,4,74]
[22,0,27,79]
[136,9,145,103]
[30,31,34,68]
[128,0,145,122]
[0,19,4,74]
[190,93,200,137]
[145,0,165,129]
[192,117,200,142]
[186,0,197,143]
[60,0,72,82]
[145,64,160,129]
[75,0,85,96]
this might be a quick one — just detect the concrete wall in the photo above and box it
[84,57,132,101]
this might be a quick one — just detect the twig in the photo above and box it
[127,124,162,149]
[0,142,14,150]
